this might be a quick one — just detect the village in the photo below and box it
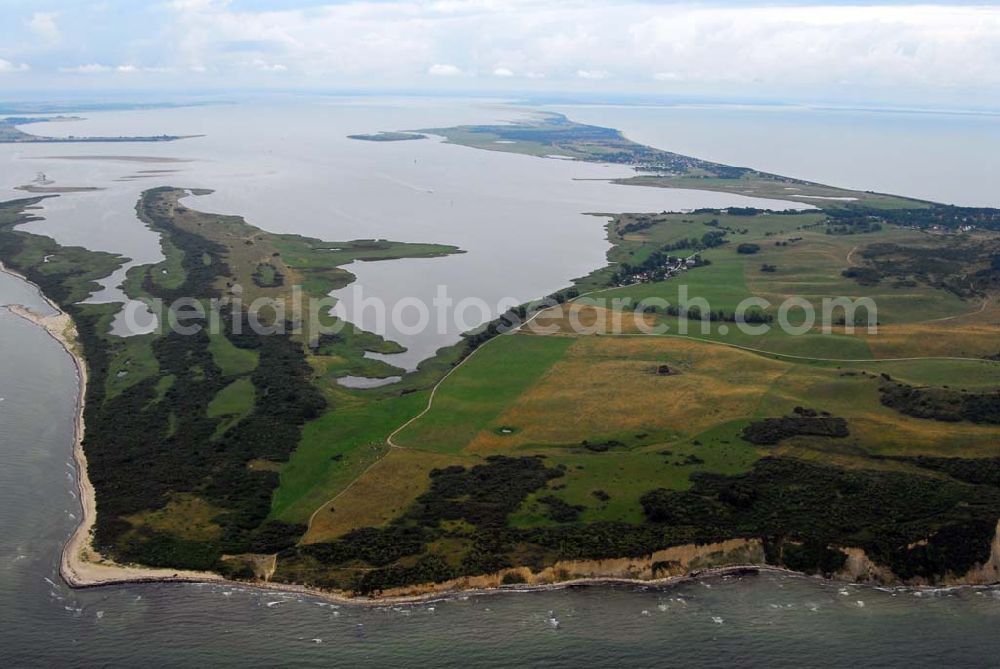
[610,250,701,287]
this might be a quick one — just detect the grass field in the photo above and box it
[125,493,224,542]
[271,391,430,523]
[105,334,159,399]
[387,331,998,529]
[392,335,574,452]
[511,428,759,527]
[563,210,989,363]
[862,358,1000,389]
[464,336,786,452]
[860,315,1000,360]
[207,377,255,418]
[302,447,464,543]
[207,332,258,376]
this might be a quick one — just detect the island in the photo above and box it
[347,131,427,142]
[1,112,998,602]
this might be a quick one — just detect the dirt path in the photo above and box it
[306,286,621,534]
[919,295,992,324]
[304,444,403,533]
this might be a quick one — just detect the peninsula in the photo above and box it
[1,113,998,602]
[0,116,198,143]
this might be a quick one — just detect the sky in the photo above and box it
[2,0,1000,108]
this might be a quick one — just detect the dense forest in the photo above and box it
[826,204,1000,232]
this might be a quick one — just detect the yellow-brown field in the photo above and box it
[303,448,464,544]
[860,299,1000,359]
[405,333,999,459]
[125,493,224,542]
[523,302,656,336]
[467,336,787,452]
[752,363,1000,456]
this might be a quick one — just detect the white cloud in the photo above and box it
[428,63,462,77]
[27,12,60,43]
[250,59,287,72]
[0,59,29,73]
[114,64,174,74]
[168,0,231,10]
[38,1,987,100]
[624,5,1000,90]
[59,63,112,74]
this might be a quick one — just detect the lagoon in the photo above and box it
[1,97,797,363]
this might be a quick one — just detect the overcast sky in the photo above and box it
[2,1,999,107]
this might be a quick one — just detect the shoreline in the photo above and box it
[0,262,224,589]
[61,562,802,607]
[2,262,998,608]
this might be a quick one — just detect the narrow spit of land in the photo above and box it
[0,115,198,143]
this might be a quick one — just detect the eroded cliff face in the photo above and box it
[375,538,765,599]
[362,520,1000,600]
[835,548,898,585]
[958,521,1000,585]
[835,520,1000,587]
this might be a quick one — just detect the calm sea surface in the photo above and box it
[2,98,999,666]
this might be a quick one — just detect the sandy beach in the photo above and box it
[0,262,224,589]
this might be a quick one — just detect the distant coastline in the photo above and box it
[347,131,427,142]
[0,115,200,144]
